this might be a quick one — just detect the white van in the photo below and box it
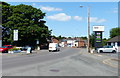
[49,43,60,52]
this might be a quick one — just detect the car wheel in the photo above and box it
[49,50,51,52]
[100,50,103,53]
[112,50,116,53]
[3,51,8,53]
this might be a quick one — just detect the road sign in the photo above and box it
[93,25,104,49]
[93,26,104,32]
[36,40,39,44]
[94,31,102,48]
[0,25,2,47]
[13,30,18,41]
[0,25,2,40]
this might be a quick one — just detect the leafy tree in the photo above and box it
[57,35,66,40]
[110,27,120,38]
[0,2,2,25]
[102,38,109,46]
[90,33,95,48]
[2,2,51,46]
[2,2,12,44]
[81,36,87,40]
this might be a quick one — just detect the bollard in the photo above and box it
[91,49,95,53]
[27,47,31,54]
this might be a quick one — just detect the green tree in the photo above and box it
[81,36,87,40]
[2,2,12,44]
[110,27,120,38]
[102,38,109,46]
[57,35,66,40]
[0,2,2,25]
[90,33,95,48]
[2,2,51,46]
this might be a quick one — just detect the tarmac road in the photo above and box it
[1,48,119,76]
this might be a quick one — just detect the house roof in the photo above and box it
[107,35,120,42]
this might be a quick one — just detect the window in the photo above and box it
[103,46,108,48]
[7,46,12,48]
[118,42,120,46]
[108,46,113,48]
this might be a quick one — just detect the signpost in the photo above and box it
[93,26,104,49]
[0,25,2,47]
[13,30,18,41]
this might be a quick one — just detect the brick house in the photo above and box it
[51,38,59,43]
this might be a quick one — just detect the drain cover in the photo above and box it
[50,69,60,72]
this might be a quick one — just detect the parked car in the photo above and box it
[21,46,29,51]
[97,45,117,53]
[40,43,49,49]
[21,46,35,51]
[0,45,13,53]
[49,43,60,52]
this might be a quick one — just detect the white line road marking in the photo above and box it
[94,54,102,57]
[103,59,118,68]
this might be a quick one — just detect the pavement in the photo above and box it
[0,50,38,57]
[86,53,119,69]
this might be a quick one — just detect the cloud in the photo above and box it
[32,3,36,6]
[47,14,106,23]
[47,13,71,21]
[73,16,83,21]
[41,6,63,11]
[113,8,118,13]
[90,17,106,23]
[113,10,118,13]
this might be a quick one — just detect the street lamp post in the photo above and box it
[80,6,91,53]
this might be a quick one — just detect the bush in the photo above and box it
[8,47,20,51]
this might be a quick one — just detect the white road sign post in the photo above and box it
[13,30,18,41]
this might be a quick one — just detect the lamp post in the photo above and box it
[80,6,91,53]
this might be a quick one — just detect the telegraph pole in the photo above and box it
[80,6,91,53]
[88,7,90,53]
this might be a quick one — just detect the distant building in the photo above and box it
[59,39,67,47]
[59,38,86,48]
[51,38,59,43]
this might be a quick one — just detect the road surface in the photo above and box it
[1,48,119,76]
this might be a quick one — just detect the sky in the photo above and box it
[1,0,119,2]
[4,2,118,38]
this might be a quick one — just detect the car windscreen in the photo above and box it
[1,46,7,48]
[103,46,108,48]
[108,46,113,48]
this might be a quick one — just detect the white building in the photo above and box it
[107,35,120,52]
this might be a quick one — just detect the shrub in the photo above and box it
[8,47,20,51]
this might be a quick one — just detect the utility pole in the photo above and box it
[80,6,91,53]
[88,7,90,53]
